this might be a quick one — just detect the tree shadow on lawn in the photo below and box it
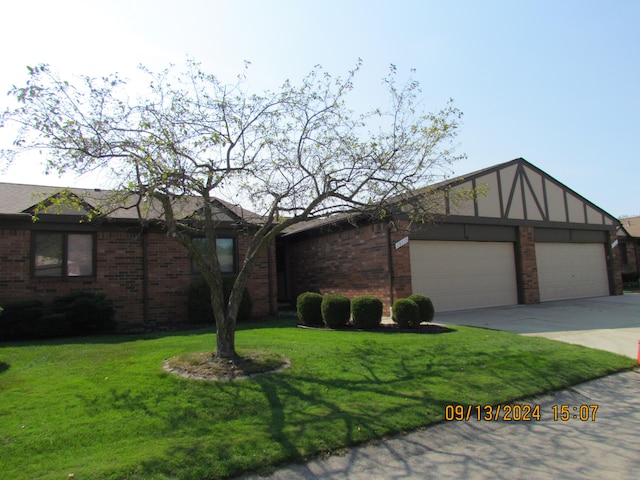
[108,334,604,478]
[246,341,464,468]
[0,361,9,374]
[242,338,612,475]
[126,342,456,478]
[70,328,629,479]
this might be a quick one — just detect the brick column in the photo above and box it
[515,226,540,304]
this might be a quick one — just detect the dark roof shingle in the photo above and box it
[0,182,264,224]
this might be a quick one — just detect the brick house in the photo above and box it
[277,158,623,314]
[0,158,625,330]
[617,216,640,280]
[0,183,277,331]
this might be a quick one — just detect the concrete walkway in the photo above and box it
[238,294,640,480]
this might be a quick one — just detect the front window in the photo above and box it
[33,232,95,277]
[192,237,237,274]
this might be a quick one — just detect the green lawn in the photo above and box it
[0,317,635,479]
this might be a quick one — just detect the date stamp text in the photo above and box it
[445,404,599,422]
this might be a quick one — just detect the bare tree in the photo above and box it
[1,60,465,358]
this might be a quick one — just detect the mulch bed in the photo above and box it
[297,322,454,334]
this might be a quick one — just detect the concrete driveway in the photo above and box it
[238,294,640,480]
[438,293,640,359]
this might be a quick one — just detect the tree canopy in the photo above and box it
[1,59,465,358]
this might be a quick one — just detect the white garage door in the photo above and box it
[535,243,609,302]
[410,241,518,312]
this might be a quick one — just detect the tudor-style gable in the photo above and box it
[444,158,618,229]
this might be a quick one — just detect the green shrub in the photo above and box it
[351,295,383,329]
[392,298,420,329]
[623,273,640,290]
[321,294,351,328]
[296,292,324,326]
[37,312,72,339]
[52,291,115,334]
[0,293,115,340]
[0,300,44,340]
[407,294,435,323]
[188,276,253,324]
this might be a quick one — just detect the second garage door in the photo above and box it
[409,240,518,312]
[535,242,610,302]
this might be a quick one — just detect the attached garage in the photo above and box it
[535,242,610,302]
[410,240,518,311]
[282,158,623,313]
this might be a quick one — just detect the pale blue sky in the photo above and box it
[1,0,638,216]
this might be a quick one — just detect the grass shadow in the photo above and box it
[0,317,299,348]
[0,328,213,347]
[298,323,456,334]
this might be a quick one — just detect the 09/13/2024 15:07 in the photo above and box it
[445,404,599,422]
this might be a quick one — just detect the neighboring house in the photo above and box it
[0,184,277,331]
[278,158,623,313]
[617,216,640,279]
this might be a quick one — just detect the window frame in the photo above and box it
[191,236,238,275]
[31,231,97,278]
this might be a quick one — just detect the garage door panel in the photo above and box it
[410,241,518,312]
[535,243,609,302]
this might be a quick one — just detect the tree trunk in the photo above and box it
[209,280,237,359]
[215,315,237,359]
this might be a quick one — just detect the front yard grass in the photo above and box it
[0,317,636,479]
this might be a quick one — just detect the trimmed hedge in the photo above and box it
[392,298,420,329]
[296,292,324,326]
[407,294,435,323]
[187,276,253,324]
[321,294,351,328]
[0,300,45,340]
[0,292,115,341]
[351,295,383,329]
[52,291,115,334]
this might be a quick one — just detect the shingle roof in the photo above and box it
[0,182,264,224]
[281,157,621,235]
[620,216,640,237]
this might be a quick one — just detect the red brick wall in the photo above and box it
[237,234,277,317]
[516,226,540,304]
[0,229,31,296]
[287,221,412,313]
[0,228,147,328]
[0,226,276,331]
[619,239,639,276]
[145,231,191,329]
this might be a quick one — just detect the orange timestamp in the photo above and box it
[445,404,541,421]
[445,404,599,422]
